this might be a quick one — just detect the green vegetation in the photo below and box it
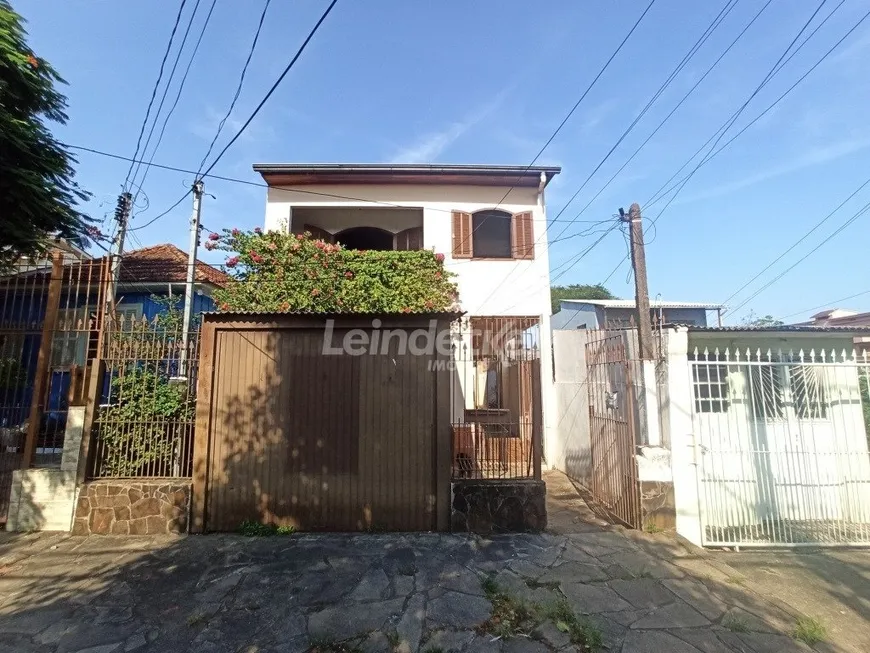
[793,616,827,646]
[210,229,457,313]
[542,599,604,650]
[237,520,296,537]
[550,283,615,315]
[0,1,94,270]
[479,575,602,649]
[722,613,750,633]
[644,521,664,534]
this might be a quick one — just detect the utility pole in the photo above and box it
[179,180,204,378]
[106,192,132,310]
[620,202,661,448]
[622,203,654,360]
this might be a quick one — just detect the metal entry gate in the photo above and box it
[586,332,641,528]
[690,348,870,546]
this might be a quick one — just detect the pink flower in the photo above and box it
[267,242,277,251]
[219,302,229,311]
[204,241,216,251]
[251,253,264,264]
[296,233,305,241]
[226,256,239,268]
[435,271,442,279]
[254,227,262,234]
[344,271,353,278]
[231,228,241,236]
[435,253,445,263]
[208,232,220,241]
[311,288,320,296]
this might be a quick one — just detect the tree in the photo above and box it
[209,229,458,313]
[0,1,92,269]
[550,283,615,314]
[740,311,784,328]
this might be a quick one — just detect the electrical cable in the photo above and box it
[196,0,272,174]
[198,0,340,178]
[726,199,870,316]
[777,289,870,322]
[122,0,189,192]
[134,0,219,201]
[645,0,830,227]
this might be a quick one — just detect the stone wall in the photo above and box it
[72,481,191,535]
[451,480,546,534]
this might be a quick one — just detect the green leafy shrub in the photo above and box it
[238,520,295,536]
[0,357,27,389]
[209,229,458,313]
[98,366,192,476]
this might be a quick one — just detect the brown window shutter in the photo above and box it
[304,224,334,243]
[394,226,423,250]
[452,211,472,258]
[511,212,534,259]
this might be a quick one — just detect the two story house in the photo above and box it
[254,163,560,477]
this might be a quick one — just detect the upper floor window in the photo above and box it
[451,210,534,260]
[472,210,512,258]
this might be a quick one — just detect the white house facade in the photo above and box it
[255,163,561,479]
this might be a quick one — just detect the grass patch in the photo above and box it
[725,574,746,587]
[384,629,400,648]
[478,576,602,649]
[644,522,664,534]
[793,617,827,646]
[525,578,560,591]
[422,648,444,653]
[238,520,296,536]
[542,599,603,649]
[479,575,540,638]
[722,614,751,633]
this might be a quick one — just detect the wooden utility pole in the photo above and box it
[623,203,654,360]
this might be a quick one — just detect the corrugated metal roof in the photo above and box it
[562,299,723,310]
[686,325,870,334]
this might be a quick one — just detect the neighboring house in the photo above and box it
[551,299,722,330]
[254,162,560,473]
[0,244,227,464]
[794,308,870,354]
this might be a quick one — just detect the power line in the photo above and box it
[645,0,831,226]
[547,0,741,242]
[123,0,189,192]
[720,174,870,308]
[643,2,866,213]
[133,0,219,201]
[777,289,870,321]
[449,0,658,259]
[726,199,870,317]
[558,0,774,235]
[67,143,615,225]
[198,0,340,179]
[196,0,272,174]
[127,192,192,233]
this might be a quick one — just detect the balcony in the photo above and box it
[291,207,424,251]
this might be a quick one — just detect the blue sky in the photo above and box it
[17,0,870,323]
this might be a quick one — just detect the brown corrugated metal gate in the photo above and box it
[192,313,453,532]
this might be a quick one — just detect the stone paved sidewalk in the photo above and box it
[0,520,824,653]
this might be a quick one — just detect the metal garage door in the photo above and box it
[196,323,440,532]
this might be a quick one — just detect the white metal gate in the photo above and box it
[690,347,870,546]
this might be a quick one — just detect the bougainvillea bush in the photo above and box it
[209,228,458,313]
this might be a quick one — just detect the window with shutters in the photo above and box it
[471,210,512,258]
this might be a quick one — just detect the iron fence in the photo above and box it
[691,346,870,546]
[88,312,199,479]
[450,316,542,480]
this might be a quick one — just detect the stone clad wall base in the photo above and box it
[451,480,547,534]
[72,481,191,535]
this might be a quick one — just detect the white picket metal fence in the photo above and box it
[690,347,870,547]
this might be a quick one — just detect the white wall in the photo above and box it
[263,183,551,318]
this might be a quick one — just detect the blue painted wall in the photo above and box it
[0,288,216,430]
